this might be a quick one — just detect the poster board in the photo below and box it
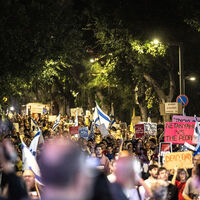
[144,122,157,135]
[159,142,172,156]
[70,107,83,117]
[135,122,157,138]
[164,122,196,144]
[48,115,57,122]
[79,127,89,140]
[135,124,145,138]
[164,151,193,169]
[98,124,110,137]
[172,115,200,122]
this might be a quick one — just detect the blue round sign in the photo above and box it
[176,95,189,107]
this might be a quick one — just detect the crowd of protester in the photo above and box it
[0,113,200,200]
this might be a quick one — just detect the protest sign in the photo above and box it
[69,126,79,135]
[98,124,110,137]
[70,108,83,117]
[172,115,200,122]
[144,122,157,135]
[159,142,172,165]
[135,124,145,138]
[159,142,172,154]
[164,151,193,169]
[135,122,157,138]
[79,127,88,139]
[48,115,57,122]
[164,122,196,144]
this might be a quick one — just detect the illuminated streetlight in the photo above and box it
[188,76,196,81]
[90,58,95,63]
[10,106,15,111]
[153,39,159,45]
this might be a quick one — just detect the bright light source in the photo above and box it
[153,39,159,45]
[90,58,95,63]
[10,106,15,111]
[189,77,196,81]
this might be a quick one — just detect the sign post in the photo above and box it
[176,95,189,116]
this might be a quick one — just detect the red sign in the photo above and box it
[135,124,144,138]
[69,126,79,135]
[164,122,196,145]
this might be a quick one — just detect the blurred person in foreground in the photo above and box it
[157,167,178,200]
[22,169,39,199]
[110,151,151,200]
[183,161,200,200]
[38,138,94,200]
[0,139,28,200]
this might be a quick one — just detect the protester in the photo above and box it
[157,167,178,200]
[171,168,188,200]
[38,138,94,200]
[183,162,200,200]
[22,169,39,199]
[95,144,111,175]
[0,140,28,200]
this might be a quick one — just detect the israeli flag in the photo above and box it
[29,130,41,156]
[21,141,43,185]
[96,103,111,129]
[31,118,40,132]
[52,113,61,131]
[93,107,100,127]
[75,111,78,127]
[193,115,200,149]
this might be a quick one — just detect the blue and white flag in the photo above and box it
[96,103,111,129]
[52,113,61,131]
[110,102,115,128]
[21,141,43,185]
[75,111,78,127]
[29,130,41,156]
[193,115,200,149]
[31,118,40,132]
[93,107,100,127]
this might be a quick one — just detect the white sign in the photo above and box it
[98,124,109,137]
[70,108,83,117]
[137,122,157,136]
[48,115,57,122]
[165,102,179,114]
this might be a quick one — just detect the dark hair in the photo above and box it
[176,169,188,181]
[39,144,83,187]
[148,165,158,172]
[95,144,102,150]
[158,167,167,175]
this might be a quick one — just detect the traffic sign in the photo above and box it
[176,95,189,107]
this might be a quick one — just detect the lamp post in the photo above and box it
[178,44,184,95]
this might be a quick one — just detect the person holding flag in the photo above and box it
[52,113,61,131]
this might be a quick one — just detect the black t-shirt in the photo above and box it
[167,183,178,200]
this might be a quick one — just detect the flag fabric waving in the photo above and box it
[75,110,78,127]
[96,103,111,129]
[52,113,61,131]
[21,141,43,185]
[29,130,41,156]
[93,107,100,127]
